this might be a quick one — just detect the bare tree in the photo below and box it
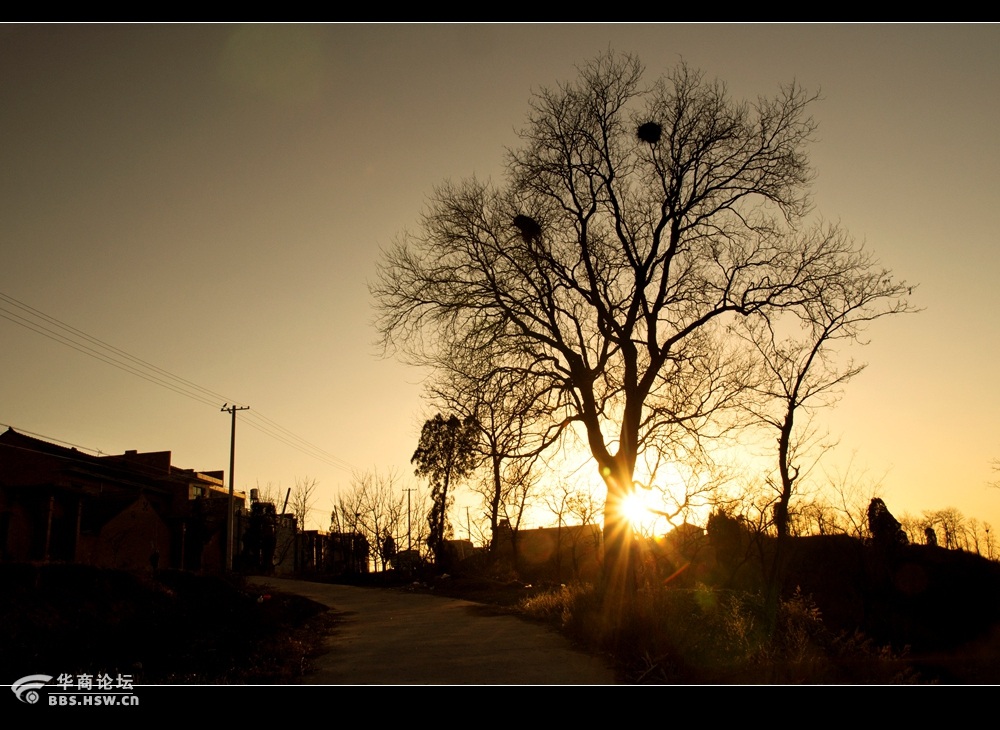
[982,522,996,561]
[900,511,995,555]
[922,507,969,551]
[373,51,908,596]
[425,355,553,552]
[252,480,289,512]
[542,482,575,581]
[493,461,536,575]
[745,455,890,545]
[738,230,913,542]
[539,481,606,581]
[333,469,406,572]
[640,456,733,538]
[714,477,782,586]
[246,480,297,568]
[290,476,319,532]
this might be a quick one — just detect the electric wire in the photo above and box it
[0,306,221,409]
[0,291,230,407]
[0,290,358,474]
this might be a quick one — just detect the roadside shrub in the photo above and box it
[519,580,916,683]
[520,581,598,628]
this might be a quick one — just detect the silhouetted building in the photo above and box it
[296,529,326,573]
[494,522,603,582]
[0,427,242,572]
[446,538,477,562]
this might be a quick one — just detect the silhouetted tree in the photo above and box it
[924,526,938,547]
[542,482,602,581]
[333,469,405,572]
[821,463,888,539]
[738,238,912,543]
[425,355,552,552]
[494,467,536,575]
[290,476,319,532]
[383,534,397,567]
[412,414,479,567]
[373,51,910,598]
[706,509,746,580]
[921,507,972,551]
[868,498,908,547]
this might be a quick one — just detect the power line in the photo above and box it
[0,290,358,474]
[239,411,357,473]
[0,292,229,407]
[0,306,221,409]
[0,423,106,456]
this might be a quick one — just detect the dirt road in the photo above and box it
[252,577,617,685]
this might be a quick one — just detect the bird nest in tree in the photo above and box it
[512,214,542,243]
[637,121,662,144]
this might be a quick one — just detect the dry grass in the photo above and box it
[519,581,921,684]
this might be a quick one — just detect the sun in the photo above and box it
[621,491,649,531]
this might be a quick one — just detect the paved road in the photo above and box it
[251,577,617,685]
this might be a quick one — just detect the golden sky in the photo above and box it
[1,24,997,536]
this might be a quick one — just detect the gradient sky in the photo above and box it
[1,24,997,536]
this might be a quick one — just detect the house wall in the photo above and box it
[0,428,234,574]
[495,524,603,583]
[78,496,172,572]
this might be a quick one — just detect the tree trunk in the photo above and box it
[600,459,637,643]
[767,405,796,633]
[488,451,502,552]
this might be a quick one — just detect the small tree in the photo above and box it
[383,534,397,568]
[290,476,319,532]
[922,507,968,551]
[412,414,479,567]
[333,469,405,572]
[734,230,911,625]
[426,358,552,552]
[868,498,908,548]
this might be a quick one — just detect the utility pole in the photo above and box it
[222,403,250,572]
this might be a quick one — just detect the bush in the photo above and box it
[518,580,916,684]
[520,582,598,627]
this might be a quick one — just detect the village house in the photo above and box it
[494,521,604,583]
[0,427,242,572]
